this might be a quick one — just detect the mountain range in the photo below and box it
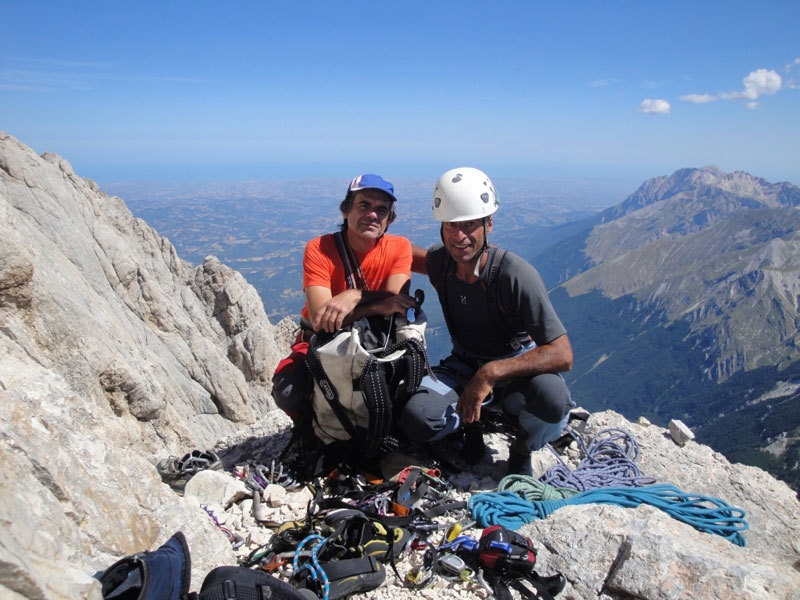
[2,131,799,600]
[533,166,800,490]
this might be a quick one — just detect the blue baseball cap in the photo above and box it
[347,174,397,203]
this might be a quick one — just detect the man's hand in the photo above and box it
[368,293,418,319]
[456,368,494,424]
[312,289,361,332]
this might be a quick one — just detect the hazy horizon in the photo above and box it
[2,1,798,187]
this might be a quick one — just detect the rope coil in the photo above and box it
[469,484,748,546]
[469,427,748,546]
[541,427,656,491]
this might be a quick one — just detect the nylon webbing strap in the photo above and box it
[306,340,362,445]
[333,230,368,291]
[357,355,392,457]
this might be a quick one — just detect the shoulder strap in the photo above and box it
[435,245,527,353]
[333,231,369,291]
[482,246,526,352]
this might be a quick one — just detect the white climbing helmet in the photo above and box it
[432,167,499,222]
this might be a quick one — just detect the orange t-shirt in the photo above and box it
[301,233,412,319]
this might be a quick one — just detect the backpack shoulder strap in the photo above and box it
[482,246,530,353]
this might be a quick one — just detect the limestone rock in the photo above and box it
[669,418,696,446]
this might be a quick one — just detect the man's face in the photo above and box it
[441,218,492,264]
[344,190,393,241]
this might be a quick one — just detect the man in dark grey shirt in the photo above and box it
[399,167,574,476]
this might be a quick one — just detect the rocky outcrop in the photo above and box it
[0,131,291,598]
[1,133,799,599]
[0,132,288,449]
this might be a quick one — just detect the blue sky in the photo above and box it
[1,1,798,186]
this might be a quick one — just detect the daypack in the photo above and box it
[305,310,430,461]
[96,531,191,600]
[198,566,305,600]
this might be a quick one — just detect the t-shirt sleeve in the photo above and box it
[387,236,413,279]
[499,253,567,345]
[302,236,335,290]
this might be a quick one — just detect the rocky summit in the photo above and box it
[1,131,799,600]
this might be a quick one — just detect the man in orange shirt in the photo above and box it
[273,174,419,420]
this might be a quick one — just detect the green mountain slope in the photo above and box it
[540,166,800,491]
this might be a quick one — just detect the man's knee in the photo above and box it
[398,382,459,446]
[504,373,573,423]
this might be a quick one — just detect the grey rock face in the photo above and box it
[0,131,289,597]
[1,132,799,600]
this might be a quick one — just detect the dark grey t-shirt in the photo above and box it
[426,245,566,358]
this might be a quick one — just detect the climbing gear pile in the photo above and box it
[156,449,222,493]
[139,423,750,599]
[236,461,566,599]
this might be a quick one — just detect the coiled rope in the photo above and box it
[540,427,657,491]
[468,483,748,546]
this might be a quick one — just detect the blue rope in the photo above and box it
[540,427,657,491]
[469,483,748,546]
[468,491,539,531]
[293,533,330,600]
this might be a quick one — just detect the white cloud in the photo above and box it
[681,67,784,108]
[723,68,782,100]
[679,93,717,104]
[784,57,800,89]
[638,98,671,114]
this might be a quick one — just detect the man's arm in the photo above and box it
[306,273,416,332]
[411,245,428,275]
[456,334,573,423]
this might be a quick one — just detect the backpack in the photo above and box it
[198,566,305,600]
[477,525,566,600]
[96,531,191,600]
[305,310,430,463]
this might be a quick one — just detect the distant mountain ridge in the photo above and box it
[538,166,800,488]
